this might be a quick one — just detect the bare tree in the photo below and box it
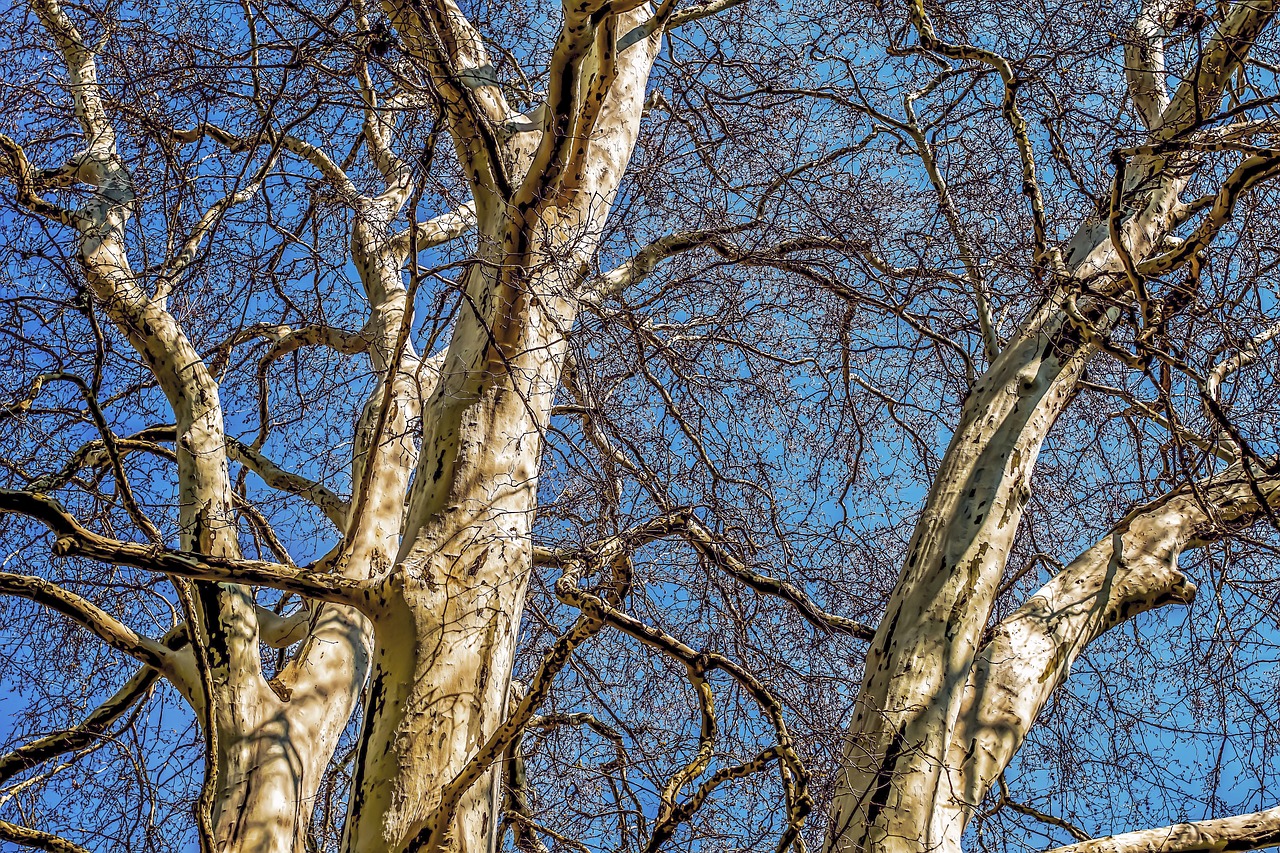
[3,0,1280,851]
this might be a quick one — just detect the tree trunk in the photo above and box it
[338,5,662,845]
[823,307,1095,853]
[341,247,569,853]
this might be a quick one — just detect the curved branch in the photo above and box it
[0,820,89,853]
[534,511,874,639]
[255,603,312,648]
[388,201,478,259]
[226,439,350,529]
[1138,149,1280,276]
[156,161,275,300]
[1204,320,1280,403]
[944,462,1280,837]
[582,223,759,305]
[0,133,75,225]
[0,489,368,605]
[0,572,174,672]
[172,122,358,202]
[0,626,187,785]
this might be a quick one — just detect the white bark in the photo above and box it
[824,307,1094,853]
[19,2,385,848]
[824,4,1277,851]
[1044,806,1280,853]
[932,466,1280,850]
[339,4,664,850]
[7,0,1280,850]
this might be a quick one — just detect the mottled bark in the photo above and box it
[1045,806,1280,853]
[17,2,385,848]
[933,467,1280,850]
[340,6,663,849]
[824,3,1276,851]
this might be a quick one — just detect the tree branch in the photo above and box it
[0,626,186,785]
[225,438,350,529]
[0,820,90,853]
[385,0,513,199]
[0,571,174,672]
[945,462,1280,834]
[172,122,358,203]
[583,223,759,305]
[1123,0,1189,131]
[534,510,875,639]
[0,133,75,225]
[1137,149,1280,276]
[1044,806,1280,853]
[388,201,478,259]
[1155,0,1280,143]
[0,489,368,604]
[155,160,276,300]
[904,0,1049,264]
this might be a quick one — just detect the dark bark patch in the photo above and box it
[349,665,390,819]
[861,721,908,847]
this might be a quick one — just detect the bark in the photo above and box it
[339,6,664,850]
[1044,807,1280,853]
[8,0,1280,850]
[824,306,1094,853]
[823,4,1276,850]
[20,2,380,847]
[933,466,1280,849]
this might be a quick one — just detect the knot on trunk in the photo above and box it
[52,535,79,557]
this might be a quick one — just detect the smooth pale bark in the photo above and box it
[21,2,388,847]
[13,0,1280,849]
[823,4,1276,850]
[824,306,1094,853]
[27,1,278,842]
[339,7,663,850]
[933,467,1280,849]
[1044,807,1280,853]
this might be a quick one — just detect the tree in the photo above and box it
[3,0,1280,849]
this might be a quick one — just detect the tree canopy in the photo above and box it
[3,0,1280,851]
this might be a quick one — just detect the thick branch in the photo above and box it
[388,201,478,259]
[226,439,350,529]
[1124,0,1188,130]
[384,0,513,198]
[1045,807,1280,853]
[0,133,75,225]
[1138,149,1280,276]
[255,604,313,648]
[944,462,1280,840]
[0,821,90,853]
[0,489,367,604]
[583,224,758,304]
[0,571,174,671]
[0,626,185,784]
[1156,0,1280,142]
[30,0,111,147]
